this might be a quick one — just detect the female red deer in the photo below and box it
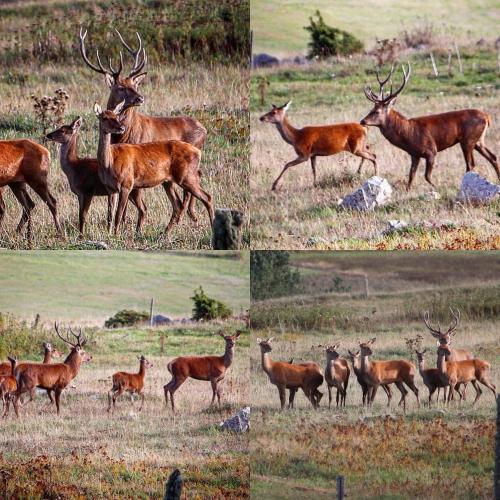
[361,63,499,190]
[164,331,241,412]
[415,349,449,406]
[0,357,18,417]
[259,101,377,190]
[323,344,350,408]
[108,355,153,412]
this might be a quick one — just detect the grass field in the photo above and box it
[251,0,500,55]
[0,1,249,250]
[0,251,250,498]
[250,251,499,498]
[250,49,500,250]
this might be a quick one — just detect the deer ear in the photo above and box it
[282,100,292,112]
[132,72,147,86]
[113,100,126,115]
[93,103,102,116]
[271,104,277,109]
[105,74,115,88]
[72,116,83,130]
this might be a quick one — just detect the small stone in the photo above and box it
[457,172,499,205]
[420,191,441,200]
[341,176,392,211]
[219,407,250,433]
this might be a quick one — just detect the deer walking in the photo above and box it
[323,344,350,408]
[259,101,377,190]
[0,140,63,239]
[361,63,499,190]
[0,357,18,417]
[108,356,153,412]
[13,324,92,415]
[164,331,240,412]
[94,101,214,234]
[257,338,324,409]
[79,28,205,225]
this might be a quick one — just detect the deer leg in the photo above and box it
[405,379,420,408]
[78,193,93,236]
[369,385,378,406]
[423,154,436,188]
[10,182,34,235]
[336,386,340,407]
[382,384,392,407]
[46,389,54,405]
[477,376,496,401]
[106,194,117,233]
[278,385,286,410]
[216,383,223,409]
[428,387,436,407]
[343,379,348,408]
[128,189,147,235]
[395,382,408,407]
[471,380,483,405]
[354,150,377,176]
[54,388,62,415]
[406,156,420,191]
[163,377,185,412]
[210,378,218,406]
[114,188,132,234]
[271,156,308,191]
[474,144,500,180]
[328,385,332,409]
[288,388,297,409]
[310,156,317,186]
[28,179,64,238]
[163,183,183,234]
[139,391,145,411]
[180,175,214,227]
[0,189,5,229]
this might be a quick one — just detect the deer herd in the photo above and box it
[0,325,241,418]
[260,63,499,191]
[0,28,214,240]
[257,308,496,411]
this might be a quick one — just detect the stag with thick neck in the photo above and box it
[361,63,499,190]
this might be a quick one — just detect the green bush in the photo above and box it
[304,10,363,59]
[104,309,149,329]
[191,287,232,321]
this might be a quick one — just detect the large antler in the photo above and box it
[364,62,411,104]
[114,29,147,78]
[54,322,87,348]
[422,311,442,338]
[79,28,123,80]
[445,307,460,336]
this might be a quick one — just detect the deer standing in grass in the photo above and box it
[323,344,350,408]
[257,338,324,409]
[79,28,204,225]
[108,355,153,413]
[94,102,214,234]
[0,140,63,239]
[13,324,92,415]
[164,331,240,412]
[286,359,324,408]
[415,349,449,406]
[259,101,377,190]
[46,118,146,235]
[358,338,420,412]
[0,357,18,417]
[436,343,496,405]
[361,63,499,190]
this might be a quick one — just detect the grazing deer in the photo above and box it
[108,355,153,412]
[415,349,449,406]
[257,338,324,409]
[436,343,496,405]
[0,139,63,238]
[358,338,420,412]
[94,101,214,234]
[164,331,241,412]
[13,324,92,415]
[323,344,350,408]
[259,101,377,190]
[361,63,499,190]
[346,349,394,406]
[79,28,204,224]
[0,357,18,417]
[46,118,146,235]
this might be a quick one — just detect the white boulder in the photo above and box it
[219,407,250,433]
[457,172,499,205]
[341,176,392,211]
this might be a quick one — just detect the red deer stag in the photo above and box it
[0,357,18,417]
[259,101,377,190]
[436,343,495,405]
[46,117,146,235]
[257,338,323,409]
[108,355,153,412]
[164,331,241,412]
[94,102,214,234]
[415,349,449,406]
[323,344,350,408]
[13,324,92,415]
[0,139,63,238]
[358,338,419,412]
[79,28,204,224]
[361,63,499,190]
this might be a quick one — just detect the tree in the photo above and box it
[250,251,301,300]
[191,287,232,321]
[304,10,363,60]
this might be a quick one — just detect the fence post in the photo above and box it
[495,394,500,500]
[336,475,345,500]
[212,209,245,250]
[160,334,165,354]
[149,298,154,327]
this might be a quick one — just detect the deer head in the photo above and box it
[256,337,274,353]
[414,348,428,363]
[79,28,147,112]
[259,101,292,123]
[325,343,341,361]
[360,63,411,127]
[219,330,241,348]
[42,342,63,358]
[346,349,360,363]
[46,117,83,143]
[54,323,92,363]
[358,338,376,356]
[138,355,153,369]
[94,101,126,135]
[422,307,460,345]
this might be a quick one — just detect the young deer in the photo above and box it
[94,101,214,234]
[164,331,241,412]
[0,357,18,417]
[257,338,324,410]
[108,355,153,412]
[259,101,377,190]
[415,349,449,406]
[0,139,63,239]
[436,343,496,405]
[361,63,499,190]
[79,28,203,223]
[13,324,92,415]
[358,338,420,412]
[323,344,350,408]
[46,118,146,235]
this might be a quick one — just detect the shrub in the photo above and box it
[304,10,363,59]
[191,287,232,321]
[104,309,149,329]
